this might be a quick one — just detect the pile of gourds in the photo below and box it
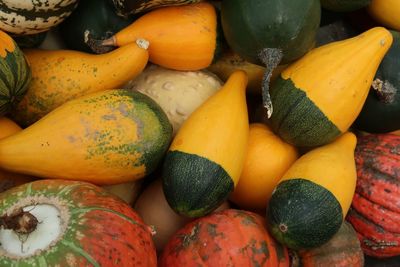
[0,0,399,266]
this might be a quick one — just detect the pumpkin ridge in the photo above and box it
[60,239,100,267]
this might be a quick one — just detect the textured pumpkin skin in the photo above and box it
[0,89,172,185]
[11,40,149,127]
[299,221,364,267]
[221,0,321,65]
[160,209,290,267]
[0,30,31,116]
[0,117,34,193]
[346,133,400,258]
[353,30,400,133]
[268,27,392,147]
[0,179,156,266]
[0,0,79,35]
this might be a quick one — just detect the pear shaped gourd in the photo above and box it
[11,39,149,127]
[266,132,357,250]
[268,27,393,147]
[162,70,249,218]
[0,89,172,185]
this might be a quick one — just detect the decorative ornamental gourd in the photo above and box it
[0,30,31,116]
[346,133,400,258]
[0,179,157,266]
[267,132,358,250]
[267,27,392,147]
[0,0,79,35]
[160,209,290,267]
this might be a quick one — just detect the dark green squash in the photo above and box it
[353,30,400,133]
[221,0,321,66]
[321,0,371,12]
[59,0,136,53]
[13,32,47,49]
[0,31,31,116]
[109,0,201,17]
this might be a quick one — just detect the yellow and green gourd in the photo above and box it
[162,70,249,218]
[268,27,393,147]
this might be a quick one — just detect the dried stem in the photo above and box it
[258,48,283,118]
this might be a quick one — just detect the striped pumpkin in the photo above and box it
[0,179,157,266]
[0,0,79,35]
[0,30,31,116]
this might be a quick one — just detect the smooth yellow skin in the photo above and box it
[280,132,357,216]
[14,40,149,125]
[113,2,217,71]
[281,27,392,132]
[230,123,299,211]
[0,117,21,139]
[0,90,157,185]
[368,0,400,31]
[169,70,249,185]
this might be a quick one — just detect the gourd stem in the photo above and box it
[258,48,283,118]
[0,208,38,235]
[371,78,397,104]
[84,31,116,54]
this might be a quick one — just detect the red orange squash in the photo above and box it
[159,209,290,266]
[346,133,400,258]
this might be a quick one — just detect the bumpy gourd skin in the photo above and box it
[221,0,321,65]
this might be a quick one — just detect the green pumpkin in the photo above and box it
[353,30,400,133]
[221,0,321,66]
[59,0,136,53]
[0,31,31,116]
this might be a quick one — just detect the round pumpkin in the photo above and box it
[298,221,364,267]
[159,209,290,267]
[0,179,157,266]
[0,117,34,193]
[229,123,299,212]
[0,30,31,116]
[346,133,400,258]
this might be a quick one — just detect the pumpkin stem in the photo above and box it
[258,48,283,118]
[0,207,38,235]
[84,30,115,54]
[371,78,396,104]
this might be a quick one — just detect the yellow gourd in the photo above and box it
[101,2,219,71]
[230,123,299,212]
[162,70,249,217]
[268,27,393,147]
[267,132,357,250]
[11,39,149,127]
[0,89,172,185]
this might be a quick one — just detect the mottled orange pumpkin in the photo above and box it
[159,209,290,267]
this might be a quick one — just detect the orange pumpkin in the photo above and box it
[160,209,290,267]
[229,123,299,211]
